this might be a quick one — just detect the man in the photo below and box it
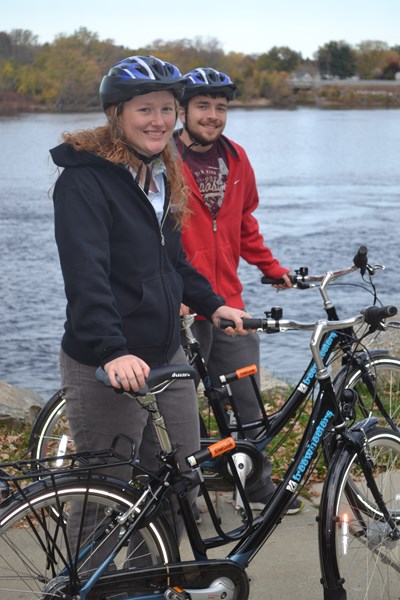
[175,67,303,514]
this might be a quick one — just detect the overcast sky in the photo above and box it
[2,0,399,60]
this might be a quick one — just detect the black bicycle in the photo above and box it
[28,246,400,498]
[0,304,399,599]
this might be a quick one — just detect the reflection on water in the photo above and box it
[1,109,400,398]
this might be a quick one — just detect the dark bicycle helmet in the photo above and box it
[180,67,236,104]
[99,55,186,111]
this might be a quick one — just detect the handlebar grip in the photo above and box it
[186,437,236,468]
[261,274,296,285]
[96,366,112,386]
[353,245,368,275]
[261,275,286,285]
[219,319,235,329]
[219,318,265,330]
[96,367,126,394]
[361,305,397,329]
[219,364,258,384]
[261,273,312,289]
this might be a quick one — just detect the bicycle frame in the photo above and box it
[184,310,394,462]
[37,372,341,599]
[80,310,399,599]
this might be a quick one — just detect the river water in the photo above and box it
[1,108,399,399]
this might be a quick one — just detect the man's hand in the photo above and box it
[273,273,293,290]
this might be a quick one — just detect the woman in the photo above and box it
[50,55,247,540]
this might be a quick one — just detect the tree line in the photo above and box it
[1,27,399,113]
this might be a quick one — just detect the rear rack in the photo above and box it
[0,433,136,487]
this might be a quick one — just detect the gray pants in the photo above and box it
[186,320,275,502]
[60,346,199,542]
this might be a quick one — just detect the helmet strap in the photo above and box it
[180,108,211,160]
[180,137,201,161]
[135,162,152,196]
[129,147,161,196]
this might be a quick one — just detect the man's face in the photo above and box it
[180,94,229,148]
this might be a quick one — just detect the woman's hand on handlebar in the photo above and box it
[104,355,150,392]
[211,306,251,336]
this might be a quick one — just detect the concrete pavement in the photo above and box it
[181,491,324,600]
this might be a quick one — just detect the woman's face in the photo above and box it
[120,90,176,157]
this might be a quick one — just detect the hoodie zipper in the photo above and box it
[135,183,169,246]
[159,200,170,246]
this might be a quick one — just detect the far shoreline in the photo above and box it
[1,80,400,116]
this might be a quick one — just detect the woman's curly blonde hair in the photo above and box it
[61,103,189,227]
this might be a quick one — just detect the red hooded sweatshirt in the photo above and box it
[178,134,290,310]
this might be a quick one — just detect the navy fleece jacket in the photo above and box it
[50,143,223,368]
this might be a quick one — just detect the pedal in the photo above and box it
[164,586,191,599]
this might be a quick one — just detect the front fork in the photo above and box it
[344,427,400,538]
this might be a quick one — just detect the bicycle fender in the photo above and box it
[350,416,378,432]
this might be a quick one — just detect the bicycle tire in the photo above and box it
[334,353,400,431]
[0,473,179,599]
[319,426,400,599]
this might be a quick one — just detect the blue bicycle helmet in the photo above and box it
[99,55,186,111]
[181,67,236,104]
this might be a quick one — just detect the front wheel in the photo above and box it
[0,474,179,598]
[334,354,400,431]
[319,426,400,599]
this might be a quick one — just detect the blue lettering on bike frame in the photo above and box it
[299,332,338,389]
[290,409,335,484]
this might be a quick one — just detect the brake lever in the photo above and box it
[366,263,385,276]
[296,281,312,290]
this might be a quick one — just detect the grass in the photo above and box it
[0,423,32,462]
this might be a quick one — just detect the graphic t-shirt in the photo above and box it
[178,138,228,219]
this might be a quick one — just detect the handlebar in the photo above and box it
[261,245,384,289]
[219,305,396,333]
[219,305,397,378]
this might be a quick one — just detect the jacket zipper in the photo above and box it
[159,200,170,246]
[137,185,169,246]
[138,186,174,359]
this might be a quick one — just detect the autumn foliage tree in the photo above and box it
[0,28,399,112]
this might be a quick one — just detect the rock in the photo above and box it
[0,380,45,427]
[260,368,290,393]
